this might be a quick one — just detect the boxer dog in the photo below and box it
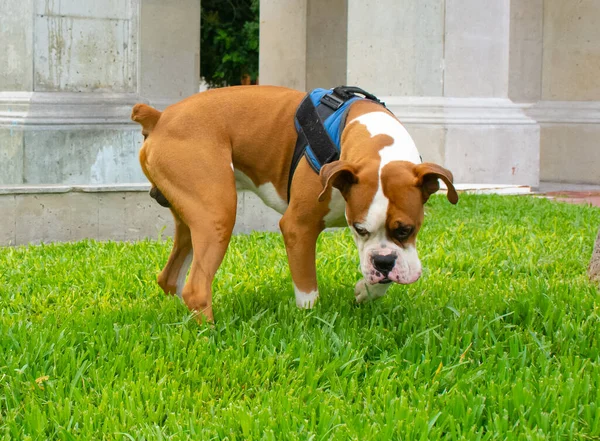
[132,85,458,322]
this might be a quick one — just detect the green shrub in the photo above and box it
[201,0,259,87]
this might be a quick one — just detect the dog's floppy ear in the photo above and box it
[318,161,359,202]
[415,163,458,204]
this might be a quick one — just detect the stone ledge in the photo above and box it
[451,184,532,195]
[524,101,600,124]
[0,91,147,127]
[383,96,537,125]
[0,183,533,196]
[0,190,281,246]
[0,183,151,195]
[0,183,537,246]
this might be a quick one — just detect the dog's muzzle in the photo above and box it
[372,253,396,283]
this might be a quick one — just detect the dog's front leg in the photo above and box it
[354,279,391,303]
[279,210,324,309]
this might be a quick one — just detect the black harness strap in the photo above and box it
[287,96,339,200]
[287,86,386,202]
[298,97,340,169]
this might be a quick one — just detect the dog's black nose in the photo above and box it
[373,254,396,275]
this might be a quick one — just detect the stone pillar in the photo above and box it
[347,0,445,97]
[0,0,34,184]
[305,0,347,90]
[528,0,600,184]
[508,0,544,103]
[440,0,540,186]
[444,0,510,98]
[259,0,307,90]
[259,0,347,90]
[139,0,202,108]
[0,0,200,186]
[346,0,540,187]
[260,0,541,187]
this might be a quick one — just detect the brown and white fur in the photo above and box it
[132,85,458,322]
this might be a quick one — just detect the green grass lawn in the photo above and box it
[1,195,600,440]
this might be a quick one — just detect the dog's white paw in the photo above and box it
[294,284,319,309]
[354,279,390,303]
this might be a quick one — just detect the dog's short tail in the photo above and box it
[131,103,161,137]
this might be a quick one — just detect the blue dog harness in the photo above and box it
[288,86,386,201]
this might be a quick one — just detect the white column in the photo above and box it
[347,0,445,97]
[508,0,544,102]
[305,0,347,90]
[0,0,201,186]
[259,0,307,90]
[139,0,201,108]
[259,0,347,91]
[345,0,540,187]
[531,0,600,184]
[0,0,34,184]
[444,0,510,98]
[0,0,33,91]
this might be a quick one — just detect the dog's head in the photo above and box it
[319,159,458,286]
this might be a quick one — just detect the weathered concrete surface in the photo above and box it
[403,125,446,167]
[542,0,600,101]
[139,0,201,106]
[347,0,444,97]
[0,0,33,90]
[0,127,24,185]
[540,124,600,184]
[445,125,540,186]
[0,195,16,246]
[0,0,200,189]
[33,9,137,92]
[259,0,307,90]
[444,0,510,97]
[15,192,98,244]
[509,0,544,102]
[306,0,347,90]
[22,128,145,185]
[96,191,175,242]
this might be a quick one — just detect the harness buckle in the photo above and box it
[320,93,345,110]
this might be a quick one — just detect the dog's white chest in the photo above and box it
[234,168,288,214]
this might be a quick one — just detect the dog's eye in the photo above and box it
[393,225,414,241]
[353,223,369,237]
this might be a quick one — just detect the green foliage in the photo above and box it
[1,195,600,439]
[201,0,259,88]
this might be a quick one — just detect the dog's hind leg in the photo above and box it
[179,173,237,323]
[157,159,236,323]
[142,131,237,322]
[157,212,193,296]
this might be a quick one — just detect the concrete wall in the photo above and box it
[0,186,281,246]
[542,0,600,101]
[259,0,348,90]
[32,1,137,93]
[537,0,600,183]
[260,0,540,187]
[259,0,307,90]
[305,0,347,90]
[0,0,34,91]
[347,0,445,97]
[2,0,600,245]
[0,0,200,188]
[139,0,201,106]
[260,0,600,187]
